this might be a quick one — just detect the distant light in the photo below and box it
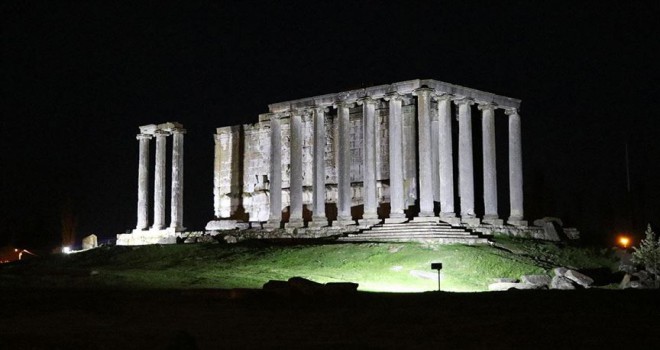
[62,246,72,254]
[617,235,631,248]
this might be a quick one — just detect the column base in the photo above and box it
[169,225,186,232]
[263,220,282,230]
[482,218,504,226]
[461,217,481,226]
[507,218,528,226]
[358,217,382,226]
[307,217,329,228]
[418,211,435,218]
[333,216,356,227]
[205,219,238,231]
[412,216,440,223]
[285,219,305,229]
[384,217,408,224]
[439,217,462,226]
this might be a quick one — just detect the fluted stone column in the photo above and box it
[385,93,406,223]
[507,108,527,226]
[480,103,503,225]
[335,102,354,225]
[436,94,458,223]
[135,134,152,231]
[152,131,167,230]
[169,128,185,231]
[413,87,435,219]
[266,114,282,228]
[287,111,304,228]
[359,97,380,225]
[455,98,479,225]
[212,133,224,218]
[310,107,328,227]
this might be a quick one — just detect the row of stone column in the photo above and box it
[135,124,186,232]
[265,88,525,228]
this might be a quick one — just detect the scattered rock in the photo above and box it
[550,276,576,290]
[521,274,552,287]
[488,282,537,291]
[565,270,594,287]
[533,217,564,227]
[390,266,403,271]
[89,270,99,276]
[620,273,631,289]
[388,246,403,253]
[288,277,324,296]
[493,278,518,283]
[553,267,568,277]
[224,235,238,244]
[324,282,359,296]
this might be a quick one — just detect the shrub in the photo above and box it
[632,224,660,278]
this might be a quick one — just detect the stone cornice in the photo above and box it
[268,79,521,113]
[136,133,153,140]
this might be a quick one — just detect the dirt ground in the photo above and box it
[1,288,658,349]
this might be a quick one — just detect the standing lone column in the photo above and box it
[135,134,152,231]
[506,108,527,226]
[385,93,406,223]
[266,114,282,228]
[413,87,435,218]
[152,130,168,230]
[437,94,457,222]
[359,97,380,225]
[169,128,186,231]
[310,107,328,227]
[287,111,304,227]
[335,101,354,225]
[479,103,503,225]
[455,98,479,224]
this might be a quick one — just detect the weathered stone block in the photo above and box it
[521,274,552,287]
[565,269,594,287]
[550,275,576,290]
[82,234,97,250]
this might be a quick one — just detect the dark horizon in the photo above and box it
[3,1,658,249]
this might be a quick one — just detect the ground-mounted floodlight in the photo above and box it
[431,262,443,291]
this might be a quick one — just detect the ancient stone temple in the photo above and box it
[206,79,527,237]
[117,122,186,245]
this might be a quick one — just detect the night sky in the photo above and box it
[3,1,659,248]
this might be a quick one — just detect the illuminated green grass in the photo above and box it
[0,238,617,292]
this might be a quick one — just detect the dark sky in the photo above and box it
[3,1,659,247]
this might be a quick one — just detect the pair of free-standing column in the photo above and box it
[135,128,185,232]
[267,92,524,227]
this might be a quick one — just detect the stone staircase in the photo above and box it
[338,220,490,245]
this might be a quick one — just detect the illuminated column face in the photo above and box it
[359,97,380,224]
[310,107,328,226]
[135,134,152,231]
[385,93,406,222]
[455,98,478,223]
[287,111,304,228]
[507,108,526,226]
[436,95,456,219]
[335,102,354,225]
[267,114,282,227]
[169,128,186,231]
[479,103,502,225]
[152,131,168,230]
[413,87,435,217]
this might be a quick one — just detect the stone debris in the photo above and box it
[521,274,552,287]
[82,234,98,250]
[491,267,598,291]
[550,276,576,290]
[564,269,594,287]
[263,277,358,297]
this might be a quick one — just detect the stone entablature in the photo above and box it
[210,79,526,230]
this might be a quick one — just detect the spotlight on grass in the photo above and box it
[62,246,72,254]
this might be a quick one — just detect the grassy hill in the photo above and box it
[0,237,617,292]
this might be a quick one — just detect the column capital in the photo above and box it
[356,96,378,106]
[477,102,498,111]
[153,129,169,138]
[313,106,329,114]
[432,93,453,102]
[412,86,435,96]
[333,100,356,109]
[504,107,519,115]
[383,91,403,102]
[453,97,475,106]
[136,133,152,140]
[171,128,187,135]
